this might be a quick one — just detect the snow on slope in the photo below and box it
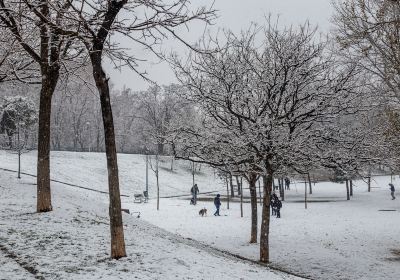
[0,150,224,198]
[1,150,400,279]
[0,170,300,280]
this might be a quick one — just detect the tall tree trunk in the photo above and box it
[230,175,235,198]
[235,175,241,195]
[260,169,273,263]
[308,172,312,195]
[240,177,243,218]
[279,178,285,201]
[226,176,230,210]
[368,176,371,192]
[37,83,55,213]
[91,54,126,259]
[350,180,353,196]
[258,179,262,206]
[249,173,258,243]
[346,179,350,200]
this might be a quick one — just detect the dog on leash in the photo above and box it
[199,208,207,217]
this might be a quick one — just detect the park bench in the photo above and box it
[133,191,149,203]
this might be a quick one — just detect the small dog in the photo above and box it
[199,208,207,217]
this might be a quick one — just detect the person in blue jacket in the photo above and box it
[214,194,221,216]
[389,183,396,200]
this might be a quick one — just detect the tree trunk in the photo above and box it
[279,178,285,201]
[258,179,262,206]
[350,180,353,196]
[346,179,350,200]
[308,172,312,195]
[230,175,235,198]
[91,54,126,259]
[37,85,54,213]
[304,179,308,209]
[236,175,241,195]
[17,125,21,179]
[157,142,164,155]
[249,173,258,243]
[156,154,160,211]
[240,177,243,218]
[260,169,273,263]
[368,176,371,192]
[226,176,230,210]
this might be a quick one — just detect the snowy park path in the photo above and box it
[0,171,301,280]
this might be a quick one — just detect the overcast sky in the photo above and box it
[105,0,334,92]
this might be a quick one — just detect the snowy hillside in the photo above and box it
[0,165,300,280]
[1,150,400,279]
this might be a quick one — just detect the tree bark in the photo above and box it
[37,82,56,212]
[368,176,371,192]
[346,179,350,200]
[249,173,258,243]
[350,180,353,196]
[91,53,126,259]
[240,177,243,218]
[308,172,312,194]
[230,175,235,197]
[226,176,230,210]
[260,169,273,263]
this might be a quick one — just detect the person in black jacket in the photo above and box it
[270,193,278,216]
[275,197,282,218]
[190,184,200,205]
[389,183,396,200]
[214,194,221,216]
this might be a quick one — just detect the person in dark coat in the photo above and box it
[275,197,282,218]
[389,183,396,200]
[285,177,290,190]
[270,193,278,216]
[214,194,221,216]
[190,184,200,205]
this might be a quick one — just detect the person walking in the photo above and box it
[270,193,278,216]
[389,183,396,200]
[190,184,200,205]
[214,194,221,216]
[285,177,290,190]
[275,197,282,218]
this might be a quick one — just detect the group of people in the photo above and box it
[270,193,282,218]
[191,183,284,217]
[191,184,221,216]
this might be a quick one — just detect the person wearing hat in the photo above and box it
[213,194,221,216]
[389,183,396,200]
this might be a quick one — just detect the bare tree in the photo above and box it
[0,1,85,212]
[172,21,359,263]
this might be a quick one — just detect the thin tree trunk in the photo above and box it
[240,177,243,218]
[260,169,273,263]
[280,178,285,201]
[346,179,350,200]
[37,86,54,213]
[304,179,307,209]
[308,172,312,195]
[236,175,241,195]
[230,175,235,198]
[192,162,195,187]
[226,176,230,210]
[350,180,353,196]
[368,176,371,192]
[249,173,258,243]
[156,154,160,211]
[91,54,126,259]
[17,125,21,179]
[258,179,262,206]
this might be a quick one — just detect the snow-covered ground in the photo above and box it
[1,150,400,279]
[0,161,300,279]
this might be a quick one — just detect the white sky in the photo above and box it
[105,0,334,92]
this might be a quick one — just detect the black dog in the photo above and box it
[199,208,207,217]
